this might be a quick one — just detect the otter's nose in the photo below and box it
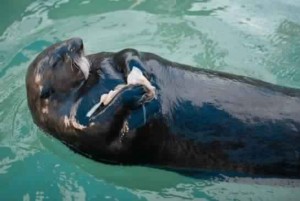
[68,37,83,51]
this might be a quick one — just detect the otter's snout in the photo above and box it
[67,37,84,53]
[66,38,90,79]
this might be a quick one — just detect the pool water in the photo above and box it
[1,0,300,200]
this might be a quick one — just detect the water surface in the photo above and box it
[1,0,300,200]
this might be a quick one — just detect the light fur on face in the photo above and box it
[63,98,86,130]
[42,105,49,114]
[74,56,90,79]
[35,73,41,84]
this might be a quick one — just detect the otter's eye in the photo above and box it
[70,47,75,52]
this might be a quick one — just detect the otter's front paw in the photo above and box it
[127,67,156,100]
[121,85,149,109]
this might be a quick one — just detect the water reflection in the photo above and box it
[266,20,300,87]
[0,0,34,35]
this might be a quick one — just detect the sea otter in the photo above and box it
[26,38,300,177]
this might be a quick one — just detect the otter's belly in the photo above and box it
[152,66,300,173]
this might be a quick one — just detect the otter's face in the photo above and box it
[27,38,90,100]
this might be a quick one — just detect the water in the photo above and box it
[0,0,300,200]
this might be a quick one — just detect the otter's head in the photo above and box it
[26,38,90,123]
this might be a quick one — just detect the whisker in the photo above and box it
[70,57,75,72]
[73,55,90,79]
[72,56,80,70]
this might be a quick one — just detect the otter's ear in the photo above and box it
[40,84,54,99]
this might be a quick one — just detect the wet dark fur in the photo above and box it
[26,38,300,177]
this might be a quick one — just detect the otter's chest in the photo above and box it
[75,71,125,126]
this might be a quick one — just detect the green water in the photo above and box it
[1,0,300,200]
